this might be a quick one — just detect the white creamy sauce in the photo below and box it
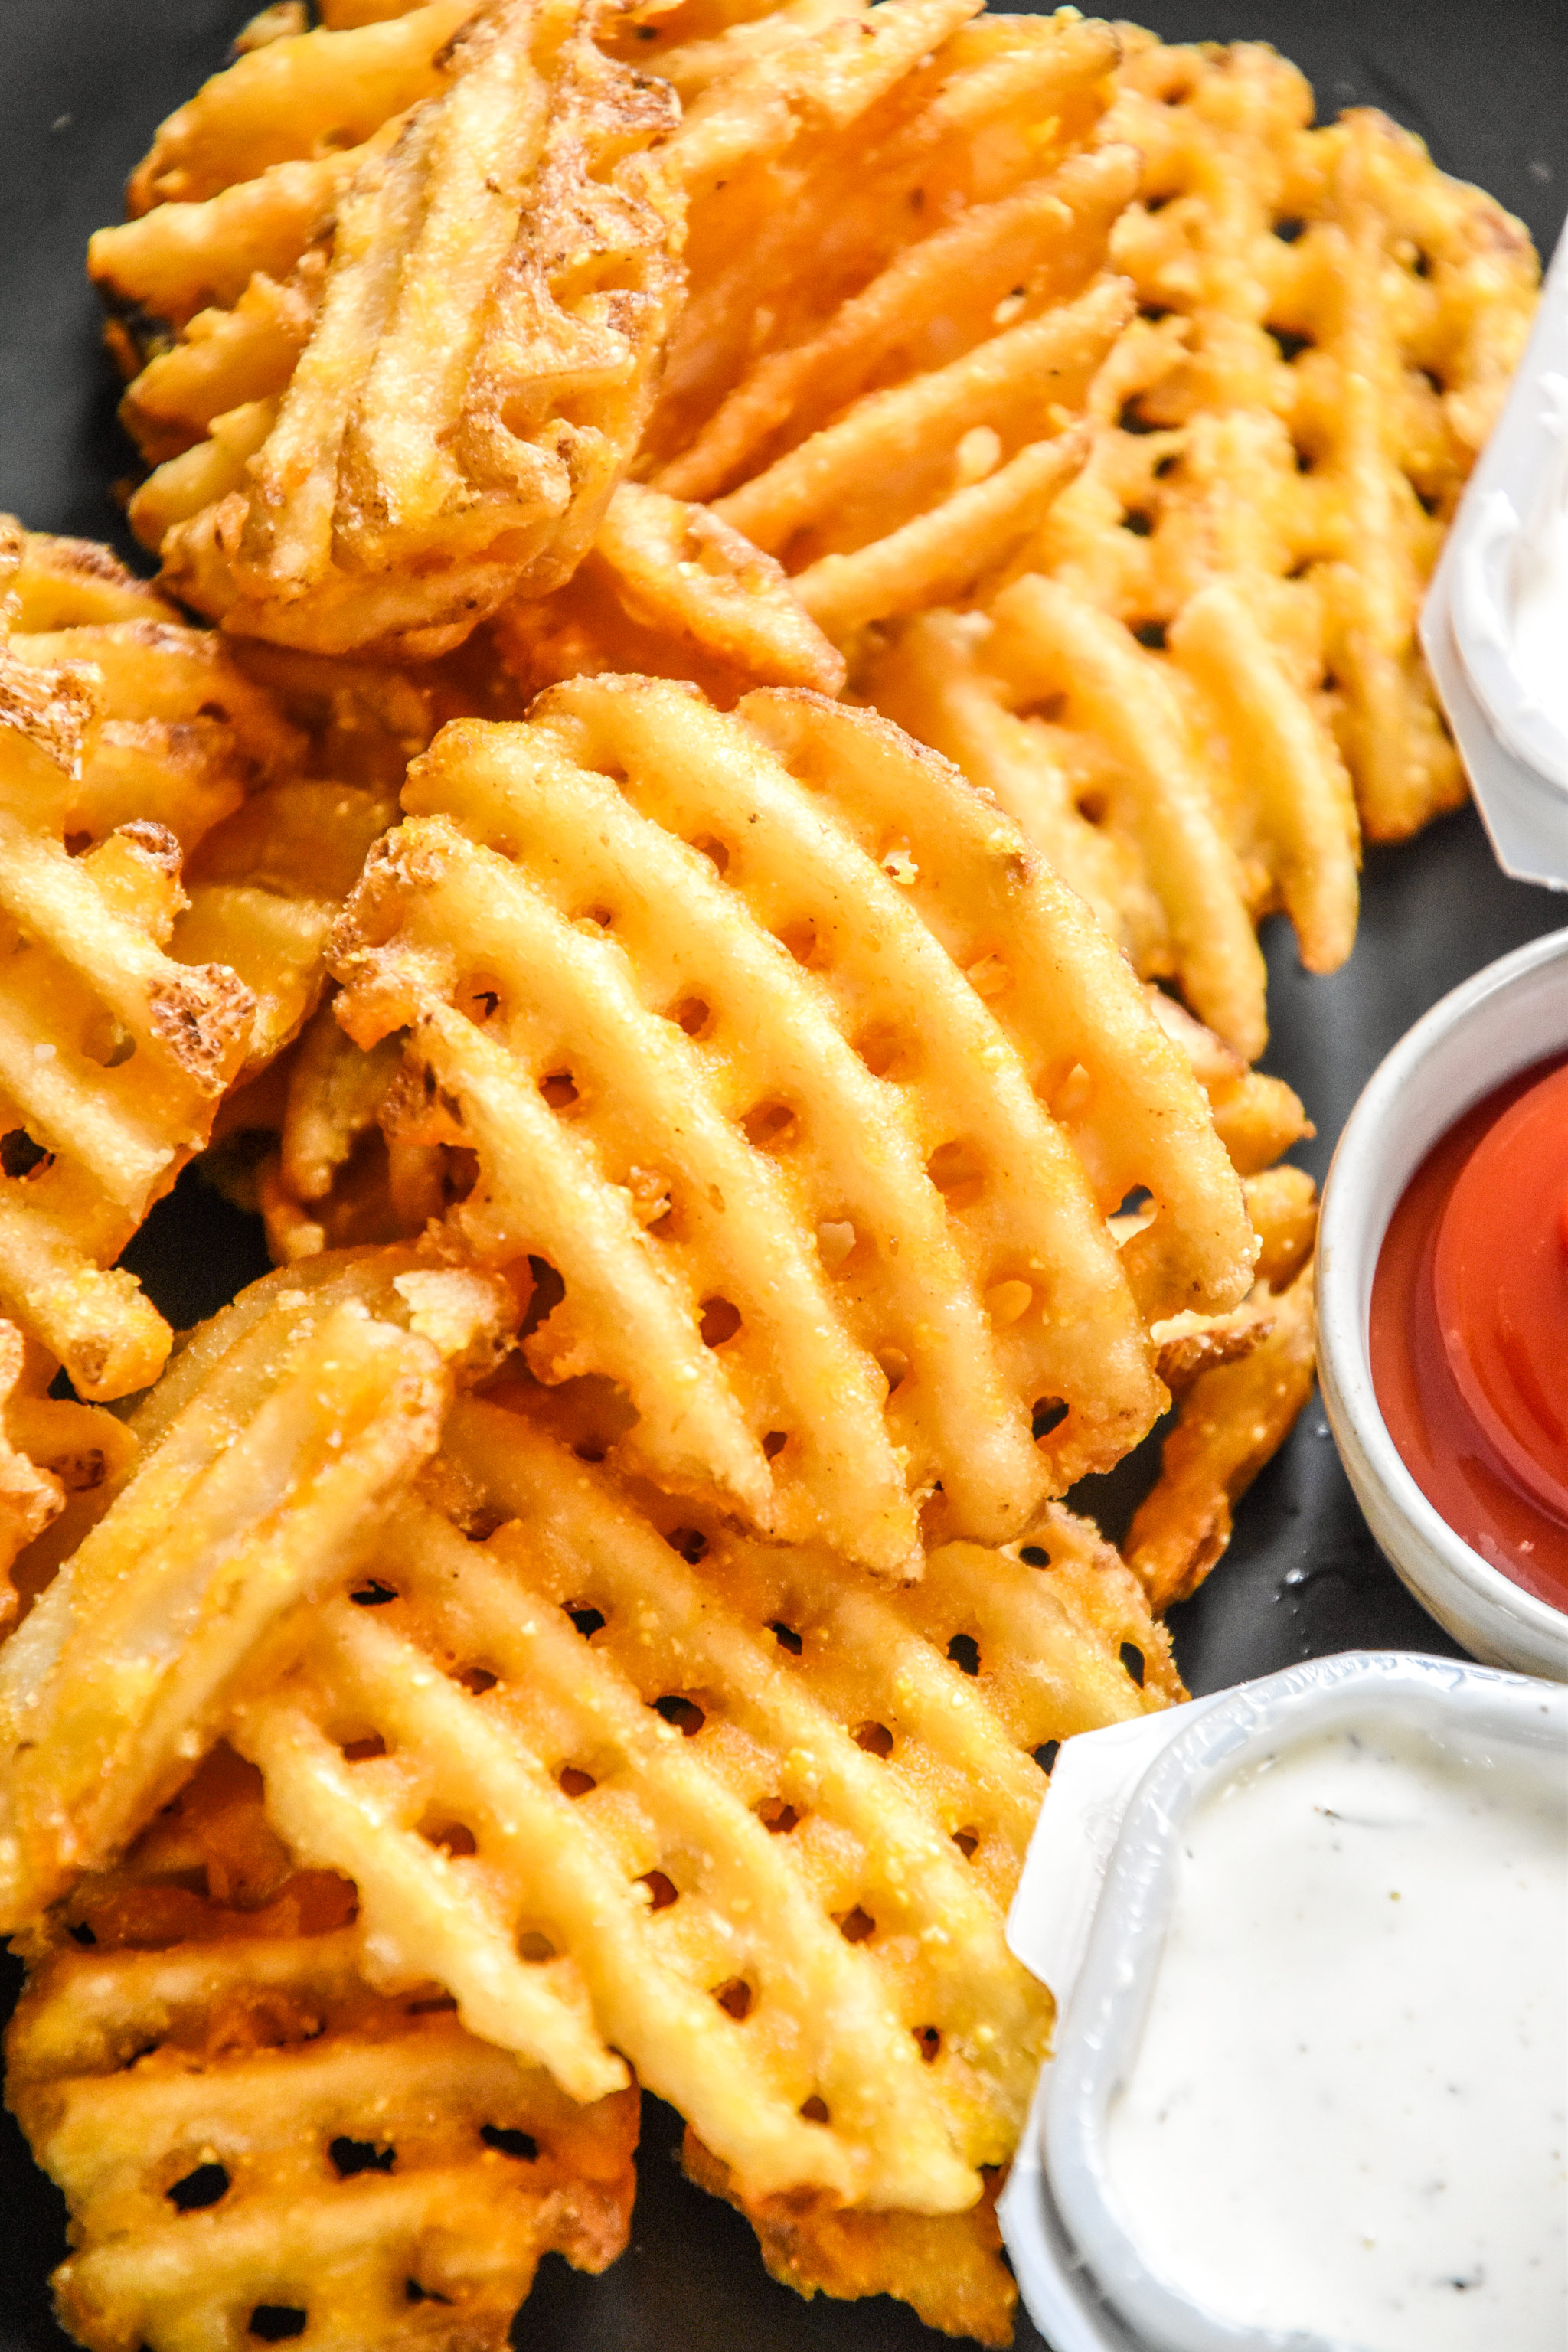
[1507,384,1568,749]
[1103,1719,1568,2351]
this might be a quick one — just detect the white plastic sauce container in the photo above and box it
[998,1651,1568,2352]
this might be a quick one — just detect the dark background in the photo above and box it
[2,4,1566,2346]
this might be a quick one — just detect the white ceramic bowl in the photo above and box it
[1316,927,1568,1681]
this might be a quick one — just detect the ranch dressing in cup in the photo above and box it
[1103,1717,1568,2350]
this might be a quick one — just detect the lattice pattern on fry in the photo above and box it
[1129,1162,1318,1612]
[105,0,684,658]
[492,481,848,703]
[0,1250,518,1928]
[0,525,309,1397]
[322,677,1255,1565]
[0,1320,136,1636]
[8,1746,639,2352]
[1039,34,1537,845]
[227,1389,1175,2228]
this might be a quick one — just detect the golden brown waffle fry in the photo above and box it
[321,676,1254,1566]
[0,1250,518,1927]
[8,1747,639,2352]
[684,2128,1015,2344]
[0,524,309,1397]
[226,1388,1174,2229]
[0,1321,136,1633]
[1045,32,1537,845]
[493,481,848,701]
[1129,1163,1318,1612]
[1145,985,1311,1179]
[111,0,684,658]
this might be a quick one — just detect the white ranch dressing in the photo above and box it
[1103,1720,1568,2352]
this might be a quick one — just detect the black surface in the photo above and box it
[2,5,1566,2349]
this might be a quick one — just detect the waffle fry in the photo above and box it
[109,0,684,658]
[1040,32,1537,845]
[8,1746,638,2352]
[0,1321,136,1633]
[493,481,848,702]
[0,524,315,1396]
[684,2129,1015,2344]
[320,677,1254,1566]
[227,1390,1174,2232]
[1130,1163,1318,1611]
[0,1250,518,1927]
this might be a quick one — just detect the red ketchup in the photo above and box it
[1370,1054,1568,1612]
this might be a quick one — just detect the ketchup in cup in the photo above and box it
[1370,1054,1568,1612]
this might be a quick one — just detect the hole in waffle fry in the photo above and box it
[666,1527,708,1563]
[457,974,503,1024]
[1,1129,54,1181]
[339,1733,387,1762]
[691,835,730,875]
[166,2161,230,2210]
[1293,442,1315,475]
[1132,621,1168,652]
[517,1930,557,1964]
[915,2027,942,2064]
[816,1219,858,1272]
[756,1798,800,1836]
[952,1828,980,1859]
[762,1430,789,1460]
[877,1346,910,1396]
[329,2136,395,2179]
[539,1070,580,1109]
[1121,1643,1147,1689]
[405,2282,452,2306]
[1274,215,1306,243]
[580,904,614,929]
[68,1921,96,1947]
[698,1297,742,1347]
[421,1819,478,1858]
[404,1994,458,2017]
[835,1906,875,1945]
[348,1580,397,1607]
[1031,1397,1069,1441]
[558,1766,596,1799]
[1153,452,1181,480]
[851,1024,904,1080]
[775,920,818,967]
[565,1605,606,1640]
[986,1279,1034,1327]
[853,1721,893,1759]
[1034,1740,1062,1775]
[1019,1547,1050,1568]
[521,1257,566,1342]
[1075,789,1109,827]
[81,1013,136,1068]
[926,1139,985,1209]
[439,1146,480,1206]
[668,995,712,1037]
[1118,397,1159,436]
[1268,326,1314,364]
[652,1694,706,1737]
[451,1665,498,1695]
[946,1634,981,1677]
[740,1099,796,1150]
[1122,509,1155,537]
[800,2097,831,2125]
[714,1977,753,2020]
[249,2310,306,2343]
[635,1870,678,1911]
[479,2125,540,2162]
[769,1621,803,1656]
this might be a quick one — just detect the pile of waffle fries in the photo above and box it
[0,1,1534,2344]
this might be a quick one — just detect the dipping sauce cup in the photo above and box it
[1317,927,1568,1680]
